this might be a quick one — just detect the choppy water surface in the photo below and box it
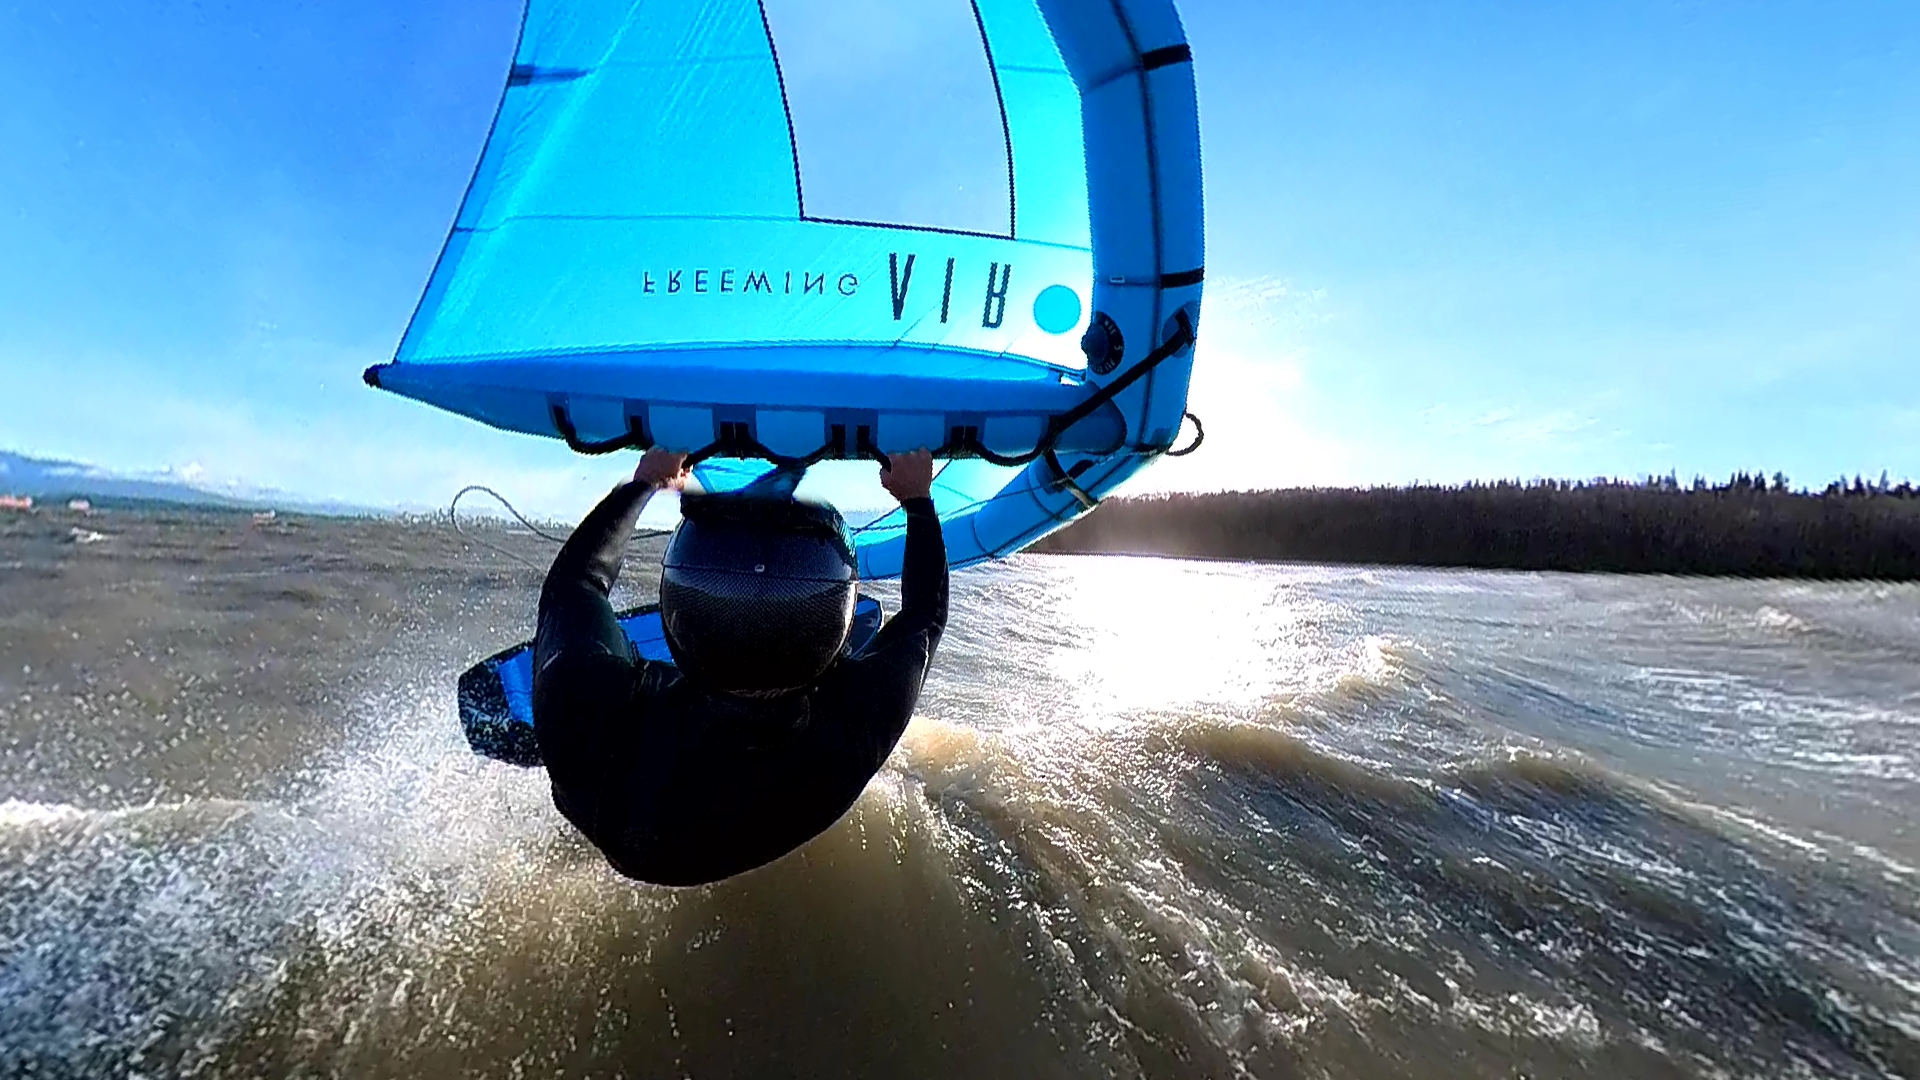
[1,513,1916,1078]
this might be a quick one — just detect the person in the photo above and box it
[531,446,947,886]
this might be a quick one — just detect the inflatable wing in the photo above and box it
[366,0,1204,577]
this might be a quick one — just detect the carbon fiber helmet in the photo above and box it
[660,492,858,696]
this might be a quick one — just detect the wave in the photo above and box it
[899,710,1920,1079]
[1173,722,1918,1077]
[4,704,1916,1079]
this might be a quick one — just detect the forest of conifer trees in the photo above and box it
[1032,473,1920,579]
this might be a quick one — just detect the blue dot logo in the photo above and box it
[1033,284,1082,335]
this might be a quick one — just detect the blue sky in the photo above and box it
[2,1,1915,517]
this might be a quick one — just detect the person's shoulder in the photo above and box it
[809,652,874,697]
[632,658,686,695]
[829,634,930,684]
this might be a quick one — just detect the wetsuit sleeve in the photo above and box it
[862,496,948,656]
[814,496,947,775]
[533,480,659,841]
[545,479,654,600]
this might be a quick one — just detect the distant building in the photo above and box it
[0,494,33,511]
[67,498,92,513]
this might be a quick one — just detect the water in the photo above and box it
[1,512,1916,1078]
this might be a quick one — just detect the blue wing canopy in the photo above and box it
[368,0,1204,577]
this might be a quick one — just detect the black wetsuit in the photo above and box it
[531,481,948,886]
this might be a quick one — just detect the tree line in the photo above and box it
[1031,473,1920,579]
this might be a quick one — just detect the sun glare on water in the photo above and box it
[1030,556,1344,725]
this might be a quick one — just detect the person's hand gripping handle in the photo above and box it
[633,448,690,492]
[880,448,934,504]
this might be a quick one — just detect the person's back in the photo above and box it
[530,448,946,885]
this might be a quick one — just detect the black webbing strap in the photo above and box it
[1165,412,1205,457]
[551,406,650,455]
[548,308,1198,475]
[938,307,1197,468]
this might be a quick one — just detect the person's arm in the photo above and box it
[545,449,688,597]
[821,451,946,775]
[864,450,947,652]
[884,495,948,641]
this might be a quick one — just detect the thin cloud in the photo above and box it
[1205,275,1331,332]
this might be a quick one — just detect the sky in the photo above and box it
[2,0,1916,518]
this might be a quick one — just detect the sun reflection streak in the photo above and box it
[1028,556,1361,727]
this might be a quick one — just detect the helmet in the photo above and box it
[660,493,858,696]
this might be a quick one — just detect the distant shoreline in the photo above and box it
[0,448,385,517]
[1034,477,1920,581]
